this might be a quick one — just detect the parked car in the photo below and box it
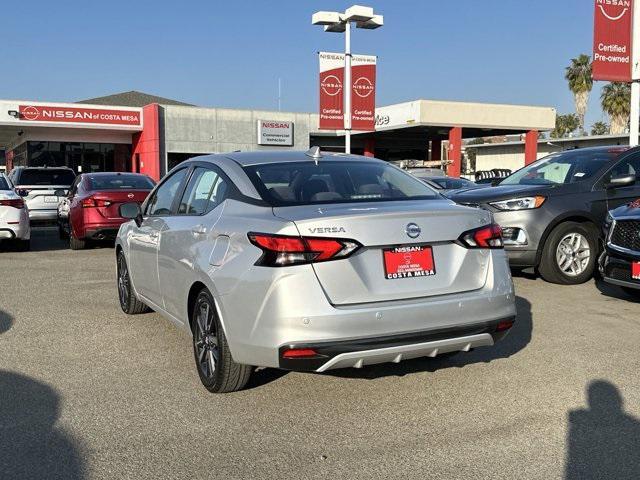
[600,199,640,299]
[0,173,30,250]
[450,146,640,284]
[9,166,76,222]
[58,172,155,250]
[115,151,516,393]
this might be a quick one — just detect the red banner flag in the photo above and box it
[593,0,633,82]
[319,52,376,131]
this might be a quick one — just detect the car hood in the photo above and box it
[611,198,640,218]
[449,184,558,203]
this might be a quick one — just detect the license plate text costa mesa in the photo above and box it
[383,245,436,280]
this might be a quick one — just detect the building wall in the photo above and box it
[474,135,629,172]
[162,105,316,155]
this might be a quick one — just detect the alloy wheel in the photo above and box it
[117,254,130,308]
[555,232,591,277]
[194,299,219,379]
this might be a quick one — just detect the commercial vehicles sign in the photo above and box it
[257,120,294,146]
[592,0,633,81]
[318,52,376,130]
[17,105,142,126]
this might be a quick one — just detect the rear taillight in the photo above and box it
[459,223,503,249]
[0,198,25,209]
[82,197,112,208]
[248,232,361,267]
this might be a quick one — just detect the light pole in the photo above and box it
[312,5,383,154]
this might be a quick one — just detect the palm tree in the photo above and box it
[590,121,609,136]
[565,55,593,134]
[601,82,631,135]
[551,114,580,138]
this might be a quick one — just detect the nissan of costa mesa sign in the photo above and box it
[17,105,142,126]
[257,120,294,146]
[593,0,633,82]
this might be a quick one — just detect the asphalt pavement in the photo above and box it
[1,227,639,479]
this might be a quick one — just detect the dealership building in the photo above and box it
[0,91,555,180]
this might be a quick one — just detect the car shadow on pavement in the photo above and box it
[27,227,70,252]
[324,295,532,381]
[594,278,640,303]
[0,370,85,479]
[565,380,640,479]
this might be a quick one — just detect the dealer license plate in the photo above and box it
[632,262,640,281]
[383,245,436,280]
[44,196,59,203]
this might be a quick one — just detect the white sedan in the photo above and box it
[0,173,30,251]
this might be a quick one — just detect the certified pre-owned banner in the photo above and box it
[593,0,633,82]
[319,52,376,131]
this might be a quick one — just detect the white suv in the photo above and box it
[9,167,75,222]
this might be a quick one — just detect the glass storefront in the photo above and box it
[10,141,132,173]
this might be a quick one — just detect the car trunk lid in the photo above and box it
[89,190,150,219]
[273,200,493,305]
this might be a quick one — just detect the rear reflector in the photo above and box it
[0,198,25,209]
[248,232,360,267]
[496,319,514,332]
[282,348,319,358]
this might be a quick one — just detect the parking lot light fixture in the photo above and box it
[312,5,383,154]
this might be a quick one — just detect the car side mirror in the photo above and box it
[54,189,66,197]
[119,202,143,227]
[606,173,636,189]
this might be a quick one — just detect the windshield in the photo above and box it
[88,174,155,191]
[431,178,474,189]
[244,161,439,206]
[500,150,616,186]
[18,168,75,186]
[0,177,10,190]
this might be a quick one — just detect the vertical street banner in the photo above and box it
[593,0,633,81]
[319,52,376,130]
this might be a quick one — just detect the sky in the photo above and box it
[1,0,608,130]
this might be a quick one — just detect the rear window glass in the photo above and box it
[18,169,75,186]
[0,177,10,190]
[244,161,439,206]
[88,174,154,191]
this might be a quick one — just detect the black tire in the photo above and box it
[14,239,30,252]
[69,231,86,250]
[192,289,252,393]
[116,251,151,314]
[622,287,640,301]
[58,223,69,240]
[538,221,598,285]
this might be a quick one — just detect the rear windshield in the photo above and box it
[0,177,10,190]
[88,174,155,191]
[18,168,75,186]
[244,160,439,206]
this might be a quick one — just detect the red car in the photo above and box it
[58,172,155,250]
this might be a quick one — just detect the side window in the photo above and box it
[146,168,188,216]
[178,167,228,215]
[608,154,640,180]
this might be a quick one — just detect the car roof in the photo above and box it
[197,150,386,167]
[550,145,630,156]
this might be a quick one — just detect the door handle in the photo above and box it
[192,224,207,235]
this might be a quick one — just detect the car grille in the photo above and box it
[610,220,640,252]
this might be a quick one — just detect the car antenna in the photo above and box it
[305,146,322,166]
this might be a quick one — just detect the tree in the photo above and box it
[601,82,631,135]
[550,114,580,138]
[565,54,593,133]
[590,121,609,136]
[463,137,485,173]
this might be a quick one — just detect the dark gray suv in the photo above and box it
[450,146,640,284]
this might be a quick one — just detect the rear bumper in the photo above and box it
[84,227,120,240]
[28,209,58,221]
[279,318,514,372]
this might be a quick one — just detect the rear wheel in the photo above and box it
[192,289,252,393]
[538,222,598,285]
[69,230,86,250]
[117,251,150,314]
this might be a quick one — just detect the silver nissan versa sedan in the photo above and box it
[115,150,516,393]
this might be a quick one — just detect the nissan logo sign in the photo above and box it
[597,0,631,21]
[405,223,421,239]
